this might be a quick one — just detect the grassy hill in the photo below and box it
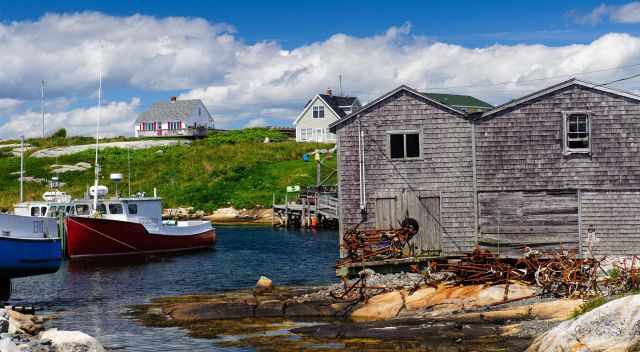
[0,128,336,211]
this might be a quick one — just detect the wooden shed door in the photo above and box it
[374,193,399,229]
[375,191,442,254]
[403,192,441,254]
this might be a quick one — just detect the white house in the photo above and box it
[135,97,214,138]
[294,89,360,143]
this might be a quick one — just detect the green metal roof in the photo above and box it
[421,92,493,110]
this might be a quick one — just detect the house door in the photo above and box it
[315,128,323,142]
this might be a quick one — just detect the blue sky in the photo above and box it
[0,0,640,137]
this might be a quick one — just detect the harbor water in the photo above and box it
[9,226,340,351]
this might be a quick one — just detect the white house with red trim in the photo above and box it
[135,97,214,138]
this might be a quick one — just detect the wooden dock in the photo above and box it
[273,192,338,229]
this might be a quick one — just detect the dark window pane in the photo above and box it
[405,133,420,158]
[390,134,405,159]
[128,204,138,215]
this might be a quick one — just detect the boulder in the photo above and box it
[254,276,273,295]
[0,309,8,334]
[350,291,405,321]
[404,286,437,311]
[530,299,583,321]
[8,310,42,335]
[40,329,105,352]
[0,336,18,352]
[528,295,640,352]
[167,302,255,321]
[254,300,284,318]
[284,301,337,318]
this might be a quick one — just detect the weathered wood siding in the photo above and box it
[336,90,476,256]
[475,84,640,256]
[475,85,640,190]
[478,190,579,257]
[580,191,640,256]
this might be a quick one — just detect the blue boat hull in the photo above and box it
[0,237,62,278]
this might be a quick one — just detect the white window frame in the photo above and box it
[312,105,325,118]
[387,130,422,160]
[562,111,591,155]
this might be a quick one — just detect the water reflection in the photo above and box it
[10,226,339,351]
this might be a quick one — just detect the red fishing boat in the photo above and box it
[63,69,215,259]
[65,196,215,259]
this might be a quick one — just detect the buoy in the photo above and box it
[311,216,318,228]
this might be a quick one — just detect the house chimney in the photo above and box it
[170,96,177,102]
[326,88,332,96]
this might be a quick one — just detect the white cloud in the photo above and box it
[571,2,640,24]
[0,98,140,139]
[244,118,268,128]
[3,13,640,135]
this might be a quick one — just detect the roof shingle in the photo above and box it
[135,100,204,123]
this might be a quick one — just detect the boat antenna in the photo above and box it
[19,135,24,202]
[41,80,46,138]
[93,55,102,214]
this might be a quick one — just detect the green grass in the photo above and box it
[0,128,335,212]
[570,296,606,319]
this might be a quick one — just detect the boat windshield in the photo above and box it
[109,203,123,214]
[75,204,90,215]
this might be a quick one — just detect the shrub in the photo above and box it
[51,128,67,139]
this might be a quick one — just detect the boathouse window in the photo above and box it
[389,131,420,159]
[109,203,123,214]
[128,204,138,215]
[563,112,591,154]
[75,204,89,215]
[313,106,324,118]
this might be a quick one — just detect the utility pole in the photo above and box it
[339,75,343,96]
[19,136,24,202]
[41,80,46,138]
[315,152,321,187]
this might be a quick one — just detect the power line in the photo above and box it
[593,72,640,88]
[425,62,640,91]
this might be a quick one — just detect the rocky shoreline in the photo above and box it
[0,308,103,352]
[129,273,587,351]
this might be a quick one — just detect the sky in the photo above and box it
[1,0,640,137]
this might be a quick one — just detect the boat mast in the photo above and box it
[41,80,46,138]
[93,63,102,214]
[19,135,24,202]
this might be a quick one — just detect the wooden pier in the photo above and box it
[272,190,339,229]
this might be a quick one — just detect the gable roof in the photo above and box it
[422,93,492,111]
[318,94,358,117]
[480,78,640,119]
[329,85,478,131]
[135,99,209,123]
[294,94,359,125]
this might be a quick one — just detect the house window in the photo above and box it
[563,112,590,154]
[389,131,420,159]
[168,121,181,130]
[313,106,324,118]
[301,128,313,141]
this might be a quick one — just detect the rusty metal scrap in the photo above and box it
[329,270,390,303]
[338,218,420,266]
[422,247,640,299]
